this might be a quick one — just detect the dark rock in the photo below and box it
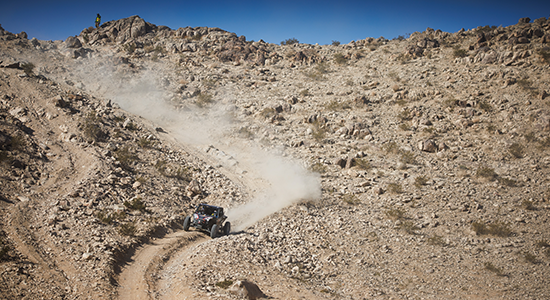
[518,17,531,24]
[65,36,82,48]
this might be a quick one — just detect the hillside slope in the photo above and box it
[1,16,550,299]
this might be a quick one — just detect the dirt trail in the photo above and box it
[118,230,208,300]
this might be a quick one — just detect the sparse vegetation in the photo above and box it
[123,198,147,212]
[397,220,418,234]
[484,262,505,276]
[331,40,340,46]
[539,48,550,64]
[333,53,347,65]
[21,62,35,76]
[310,120,327,142]
[310,162,328,174]
[281,38,299,45]
[114,146,138,170]
[385,208,405,220]
[119,221,137,236]
[196,91,214,107]
[399,151,415,165]
[324,100,351,111]
[508,143,524,158]
[137,137,155,149]
[354,158,371,170]
[342,194,360,205]
[428,234,447,246]
[216,280,234,289]
[453,48,468,58]
[387,182,403,194]
[82,112,107,143]
[472,221,512,237]
[521,199,536,210]
[475,165,498,181]
[414,176,429,189]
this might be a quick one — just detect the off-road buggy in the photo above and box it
[183,203,231,238]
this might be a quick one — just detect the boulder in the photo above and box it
[65,36,82,48]
[227,280,266,300]
[418,139,438,153]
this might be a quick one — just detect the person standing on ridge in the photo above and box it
[95,14,101,28]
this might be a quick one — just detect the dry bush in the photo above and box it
[399,151,416,165]
[414,176,429,189]
[342,194,360,205]
[521,199,536,210]
[385,208,405,220]
[398,220,418,234]
[123,198,147,212]
[484,262,505,276]
[216,280,234,289]
[472,221,512,237]
[196,92,214,107]
[309,162,328,174]
[354,158,371,170]
[387,183,403,194]
[453,48,468,58]
[334,53,347,65]
[428,234,447,246]
[82,112,107,143]
[508,143,524,158]
[119,221,137,236]
[475,165,498,181]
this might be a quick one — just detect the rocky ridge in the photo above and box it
[1,15,550,299]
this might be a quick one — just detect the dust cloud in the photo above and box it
[68,55,321,231]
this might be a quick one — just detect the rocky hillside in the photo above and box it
[1,15,550,299]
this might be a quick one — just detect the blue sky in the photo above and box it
[1,0,549,45]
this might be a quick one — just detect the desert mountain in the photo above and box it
[1,15,550,299]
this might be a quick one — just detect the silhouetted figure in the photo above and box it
[95,14,101,28]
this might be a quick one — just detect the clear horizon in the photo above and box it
[1,0,549,45]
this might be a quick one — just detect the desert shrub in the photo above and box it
[123,43,136,54]
[414,176,429,189]
[508,143,524,158]
[238,127,254,139]
[538,136,550,149]
[115,146,138,170]
[397,220,418,234]
[524,132,537,142]
[428,234,446,246]
[324,100,351,111]
[475,165,498,181]
[154,160,168,175]
[259,107,277,119]
[478,100,492,112]
[498,177,517,187]
[299,89,310,97]
[119,221,137,236]
[399,123,410,131]
[387,182,403,194]
[331,40,340,46]
[354,158,371,170]
[397,108,412,121]
[521,199,536,210]
[382,141,399,155]
[388,72,400,82]
[173,167,190,181]
[453,48,468,58]
[385,208,405,220]
[281,38,299,45]
[196,92,214,107]
[0,236,10,261]
[137,137,155,149]
[216,280,234,289]
[123,198,147,212]
[400,151,416,165]
[8,134,26,151]
[472,221,512,237]
[516,79,532,90]
[484,262,505,276]
[333,53,347,65]
[309,162,327,174]
[82,112,107,143]
[536,240,550,248]
[21,62,35,76]
[342,194,360,205]
[96,210,125,224]
[521,252,537,264]
[311,120,327,142]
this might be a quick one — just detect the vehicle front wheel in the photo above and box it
[223,222,231,235]
[210,224,218,238]
[183,216,191,231]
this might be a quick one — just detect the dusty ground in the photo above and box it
[1,16,550,299]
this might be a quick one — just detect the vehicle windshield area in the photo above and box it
[196,205,217,217]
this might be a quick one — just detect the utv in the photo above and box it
[183,203,231,238]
